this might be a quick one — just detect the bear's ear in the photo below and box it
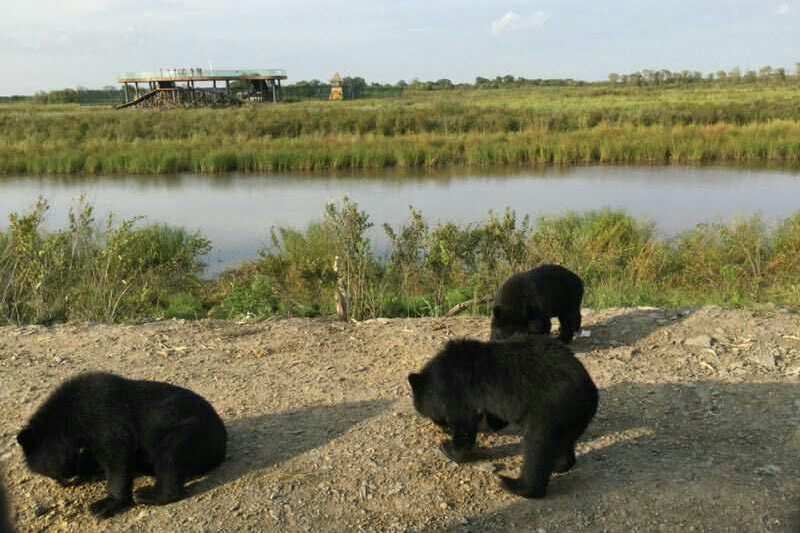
[492,306,502,320]
[408,373,425,393]
[17,427,36,450]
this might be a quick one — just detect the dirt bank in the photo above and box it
[1,306,799,532]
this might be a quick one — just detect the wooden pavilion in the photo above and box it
[116,68,288,109]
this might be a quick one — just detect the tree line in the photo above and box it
[291,63,800,91]
[5,63,800,103]
[607,64,800,86]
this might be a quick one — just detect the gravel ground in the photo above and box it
[1,306,799,532]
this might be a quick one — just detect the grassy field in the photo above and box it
[2,83,800,175]
[2,198,799,325]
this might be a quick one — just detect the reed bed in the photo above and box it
[3,84,800,175]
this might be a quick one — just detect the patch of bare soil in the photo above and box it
[1,306,799,532]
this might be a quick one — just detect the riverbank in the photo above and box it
[1,307,798,532]
[1,198,799,325]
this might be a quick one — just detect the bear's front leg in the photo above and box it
[90,453,134,518]
[439,418,478,464]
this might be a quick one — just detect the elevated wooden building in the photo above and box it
[116,68,288,109]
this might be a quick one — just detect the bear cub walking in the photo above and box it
[17,372,227,518]
[408,337,598,498]
[491,264,584,343]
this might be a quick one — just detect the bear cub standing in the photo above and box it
[408,336,598,498]
[491,264,584,343]
[17,372,227,518]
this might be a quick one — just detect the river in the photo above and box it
[1,166,798,275]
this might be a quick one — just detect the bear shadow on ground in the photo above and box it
[570,307,695,352]
[434,380,800,532]
[189,399,393,496]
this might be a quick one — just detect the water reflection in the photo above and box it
[1,166,798,275]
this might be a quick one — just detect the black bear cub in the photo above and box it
[408,336,598,499]
[17,372,227,518]
[491,264,584,343]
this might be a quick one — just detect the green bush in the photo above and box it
[4,197,800,325]
[0,198,210,324]
[163,292,205,320]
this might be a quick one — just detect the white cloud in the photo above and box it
[776,2,790,14]
[491,10,550,36]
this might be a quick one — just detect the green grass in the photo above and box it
[211,200,800,321]
[0,198,210,324]
[3,83,800,175]
[3,198,800,325]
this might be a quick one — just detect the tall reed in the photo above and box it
[4,84,800,175]
[4,198,800,325]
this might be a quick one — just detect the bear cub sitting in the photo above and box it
[491,264,584,343]
[408,336,598,498]
[17,372,227,518]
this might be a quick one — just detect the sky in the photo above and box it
[1,0,798,95]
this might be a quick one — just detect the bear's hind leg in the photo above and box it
[499,425,557,499]
[135,462,185,505]
[135,427,196,505]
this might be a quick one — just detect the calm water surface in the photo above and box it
[1,166,798,275]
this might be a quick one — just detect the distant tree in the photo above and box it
[342,76,367,98]
[716,70,728,82]
[608,73,620,84]
[435,79,454,89]
[776,67,787,81]
[744,69,758,82]
[758,65,774,80]
[729,67,742,82]
[396,80,408,88]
